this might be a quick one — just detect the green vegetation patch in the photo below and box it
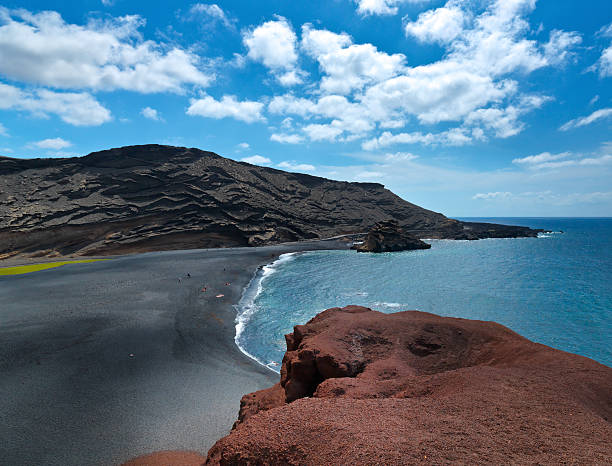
[0,259,106,276]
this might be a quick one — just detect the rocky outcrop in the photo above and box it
[207,306,612,465]
[352,220,431,252]
[0,145,542,259]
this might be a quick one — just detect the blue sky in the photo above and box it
[0,0,611,216]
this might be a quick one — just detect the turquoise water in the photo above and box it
[236,218,612,371]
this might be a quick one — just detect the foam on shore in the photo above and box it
[234,252,299,372]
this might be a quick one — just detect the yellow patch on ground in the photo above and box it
[0,259,106,276]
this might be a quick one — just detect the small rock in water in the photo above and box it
[352,220,431,253]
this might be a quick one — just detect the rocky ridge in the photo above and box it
[0,145,541,259]
[207,306,612,465]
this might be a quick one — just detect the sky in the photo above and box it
[0,0,611,217]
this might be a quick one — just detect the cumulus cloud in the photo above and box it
[0,81,111,126]
[269,93,374,141]
[362,128,473,150]
[560,108,612,131]
[270,133,304,144]
[404,5,467,43]
[353,0,431,16]
[236,142,250,150]
[140,106,162,121]
[240,154,271,165]
[243,17,304,86]
[187,94,265,123]
[0,9,212,93]
[272,1,576,149]
[302,24,405,95]
[32,137,72,150]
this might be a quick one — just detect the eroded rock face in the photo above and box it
[207,306,612,465]
[352,220,431,253]
[0,145,541,259]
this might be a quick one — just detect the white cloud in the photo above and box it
[465,95,549,138]
[140,106,162,121]
[187,94,265,123]
[302,24,405,95]
[303,124,344,142]
[543,30,582,66]
[269,93,374,141]
[243,17,304,86]
[360,63,514,125]
[362,128,473,150]
[512,151,612,170]
[404,6,467,44]
[241,154,271,165]
[189,4,233,29]
[268,94,317,117]
[513,152,571,165]
[353,0,430,16]
[560,108,612,131]
[593,45,612,78]
[277,161,316,172]
[0,122,7,136]
[0,9,212,93]
[593,22,612,77]
[33,137,72,150]
[473,191,513,200]
[473,190,612,206]
[269,1,579,150]
[384,152,418,162]
[236,142,250,150]
[0,81,111,126]
[101,0,114,6]
[270,133,304,144]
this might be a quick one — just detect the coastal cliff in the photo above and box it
[0,145,540,259]
[207,306,612,465]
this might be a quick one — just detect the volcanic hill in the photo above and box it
[0,144,539,259]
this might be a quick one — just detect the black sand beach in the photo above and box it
[0,239,349,465]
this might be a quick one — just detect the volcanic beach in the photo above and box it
[0,239,348,466]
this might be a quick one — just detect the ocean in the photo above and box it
[236,218,612,371]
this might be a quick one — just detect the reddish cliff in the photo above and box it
[207,306,612,465]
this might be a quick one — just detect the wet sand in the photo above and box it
[0,239,349,465]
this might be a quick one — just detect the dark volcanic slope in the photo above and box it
[0,145,538,258]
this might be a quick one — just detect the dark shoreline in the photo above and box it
[0,239,350,465]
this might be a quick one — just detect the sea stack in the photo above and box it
[206,306,612,465]
[353,220,431,252]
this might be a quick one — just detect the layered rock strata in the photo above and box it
[0,145,541,259]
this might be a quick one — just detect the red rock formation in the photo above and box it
[123,450,206,466]
[207,306,612,465]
